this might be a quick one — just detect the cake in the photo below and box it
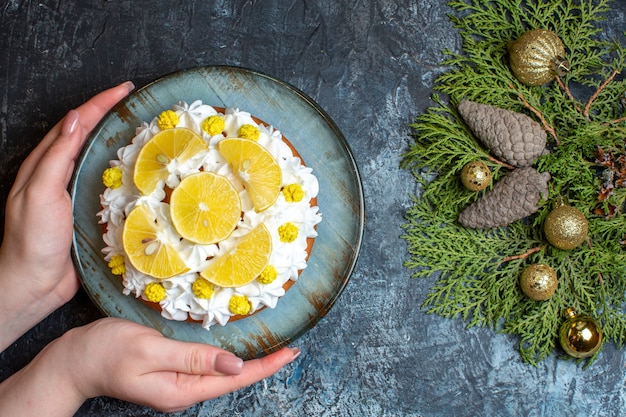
[97,100,322,330]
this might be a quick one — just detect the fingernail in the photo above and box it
[215,353,243,375]
[289,347,301,362]
[62,110,80,135]
[121,80,135,92]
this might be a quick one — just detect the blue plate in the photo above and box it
[70,66,364,359]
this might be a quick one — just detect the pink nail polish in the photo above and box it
[62,110,80,135]
[121,80,135,92]
[215,353,243,375]
[290,347,302,362]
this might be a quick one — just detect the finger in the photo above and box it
[199,347,300,398]
[75,80,135,133]
[233,347,301,388]
[153,336,244,376]
[150,347,300,410]
[13,81,134,189]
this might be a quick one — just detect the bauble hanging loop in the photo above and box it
[507,28,570,86]
[559,308,603,358]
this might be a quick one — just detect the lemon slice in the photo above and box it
[122,205,189,279]
[218,138,282,211]
[133,128,208,195]
[170,172,242,244]
[200,223,272,287]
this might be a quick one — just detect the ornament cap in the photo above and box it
[551,56,571,76]
[563,307,577,319]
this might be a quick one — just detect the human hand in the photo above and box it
[0,82,134,350]
[0,317,301,416]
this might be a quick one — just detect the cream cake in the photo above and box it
[97,100,322,330]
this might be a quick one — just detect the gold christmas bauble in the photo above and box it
[460,161,492,191]
[544,204,588,250]
[559,308,603,358]
[520,263,557,301]
[507,29,570,86]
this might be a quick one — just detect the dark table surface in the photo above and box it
[2,1,626,416]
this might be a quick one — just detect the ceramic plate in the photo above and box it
[70,66,364,359]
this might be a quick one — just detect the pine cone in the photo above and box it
[458,100,547,167]
[458,167,550,229]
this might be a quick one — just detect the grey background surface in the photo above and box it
[1,1,626,416]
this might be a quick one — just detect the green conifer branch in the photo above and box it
[402,0,626,365]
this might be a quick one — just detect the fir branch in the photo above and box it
[402,0,626,365]
[510,84,559,142]
[556,76,585,113]
[584,68,620,118]
[501,245,545,262]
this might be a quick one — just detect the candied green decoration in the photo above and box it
[401,0,626,366]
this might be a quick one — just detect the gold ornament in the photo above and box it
[559,308,603,358]
[544,204,588,250]
[507,29,570,86]
[519,263,557,301]
[460,161,492,191]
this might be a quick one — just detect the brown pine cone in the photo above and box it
[458,167,550,229]
[458,100,547,167]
